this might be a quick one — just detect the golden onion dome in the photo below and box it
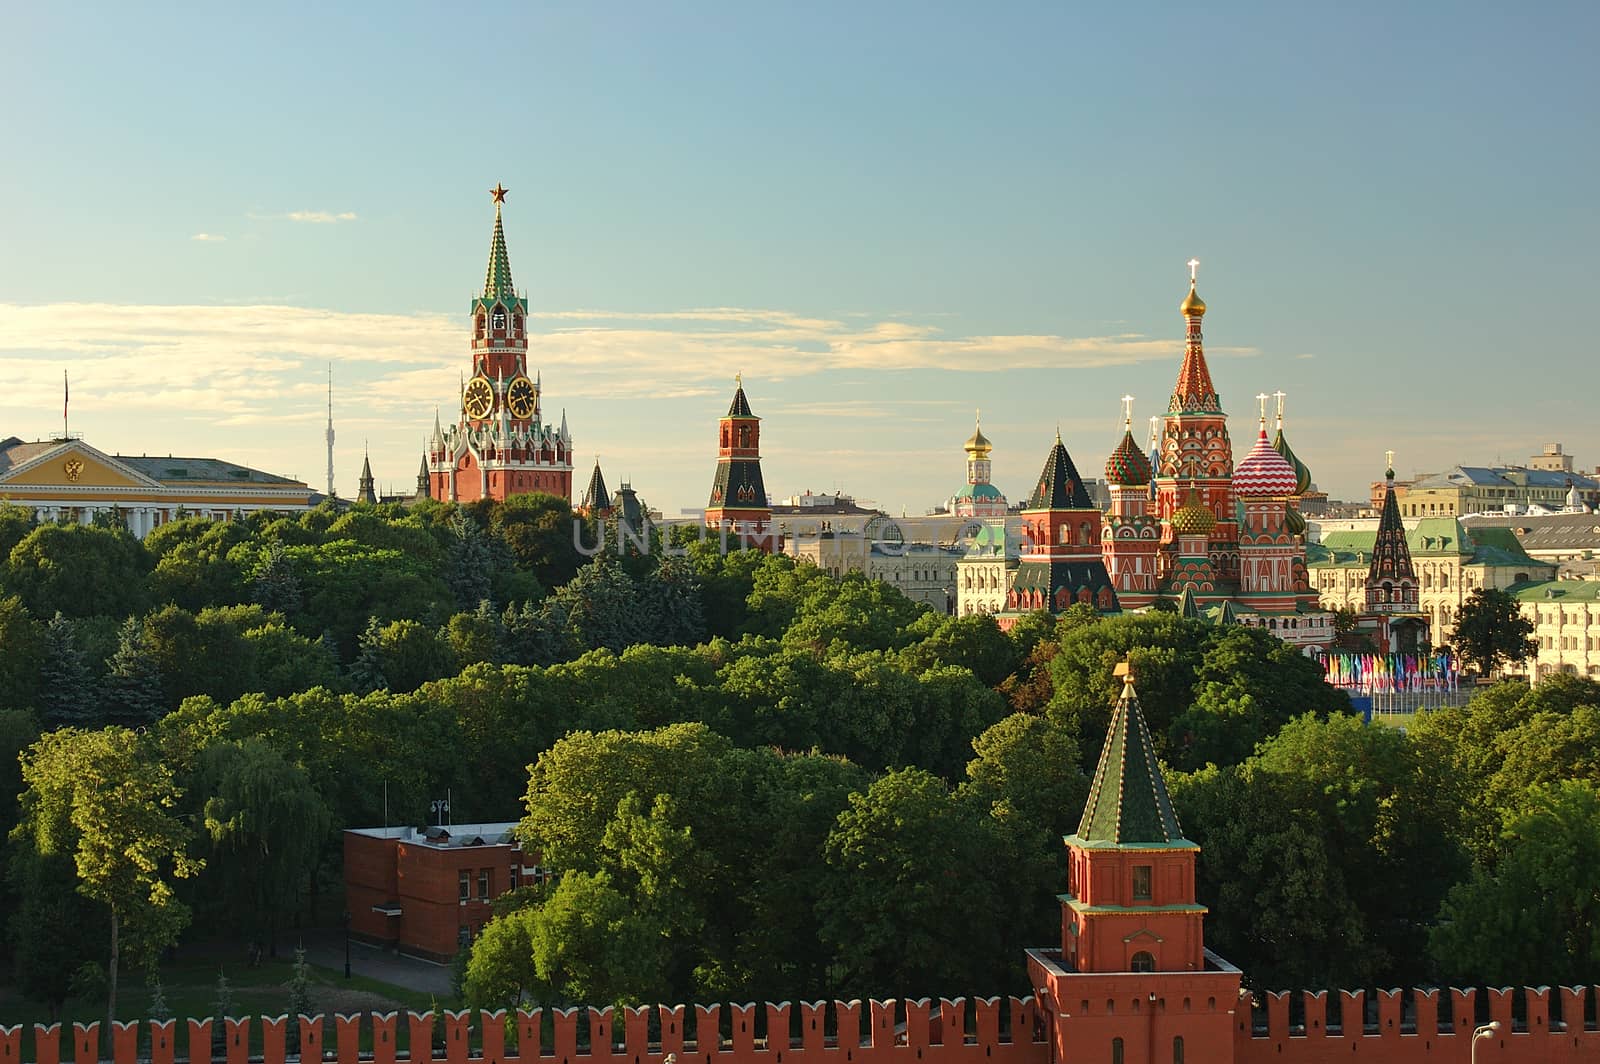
[964,424,992,455]
[1170,490,1217,536]
[1180,282,1207,318]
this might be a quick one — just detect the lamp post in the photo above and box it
[343,909,352,979]
[1471,1021,1500,1064]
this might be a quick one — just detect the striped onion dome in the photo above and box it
[1105,429,1154,487]
[1284,506,1308,536]
[1233,428,1299,497]
[1170,489,1217,536]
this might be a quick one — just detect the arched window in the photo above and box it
[1173,1036,1185,1064]
[1130,951,1155,972]
[1111,1038,1124,1064]
[739,425,751,448]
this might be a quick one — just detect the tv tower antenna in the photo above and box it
[325,364,336,498]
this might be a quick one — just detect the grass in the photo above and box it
[0,955,451,1059]
[1368,711,1417,731]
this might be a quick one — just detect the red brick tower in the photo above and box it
[1003,431,1117,616]
[1154,262,1238,585]
[1028,662,1242,1064]
[428,185,574,504]
[704,377,773,550]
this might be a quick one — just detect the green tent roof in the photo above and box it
[1074,677,1189,847]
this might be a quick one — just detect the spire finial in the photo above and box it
[1148,414,1160,449]
[490,183,508,206]
[1055,423,1062,444]
[975,406,981,428]
[1256,392,1271,428]
[1187,258,1200,284]
[1120,394,1135,430]
[1385,449,1396,480]
[735,371,742,389]
[1274,390,1287,429]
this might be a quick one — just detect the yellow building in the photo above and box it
[1511,580,1600,680]
[1307,517,1552,643]
[0,436,316,538]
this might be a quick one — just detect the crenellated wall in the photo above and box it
[1235,985,1600,1064]
[0,998,1045,1064]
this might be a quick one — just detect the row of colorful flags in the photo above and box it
[1313,650,1459,693]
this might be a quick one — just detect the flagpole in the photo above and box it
[63,370,69,440]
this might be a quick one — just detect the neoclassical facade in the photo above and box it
[0,436,314,538]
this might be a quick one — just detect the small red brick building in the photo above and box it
[344,822,545,962]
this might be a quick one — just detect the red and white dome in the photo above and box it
[1232,428,1299,497]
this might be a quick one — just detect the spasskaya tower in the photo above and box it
[426,184,574,503]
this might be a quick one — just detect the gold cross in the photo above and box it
[1273,390,1287,422]
[1187,258,1200,283]
[1120,394,1135,428]
[1386,449,1395,470]
[1256,392,1271,422]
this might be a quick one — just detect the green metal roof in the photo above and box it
[1509,579,1600,603]
[1075,678,1189,846]
[954,482,1005,500]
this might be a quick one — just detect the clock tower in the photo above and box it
[427,185,574,504]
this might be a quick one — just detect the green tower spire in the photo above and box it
[484,183,515,301]
[1073,663,1189,847]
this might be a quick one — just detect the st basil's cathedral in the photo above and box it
[988,264,1334,649]
[426,186,574,504]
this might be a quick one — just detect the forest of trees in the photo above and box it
[0,496,1596,1019]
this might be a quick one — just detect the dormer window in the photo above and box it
[475,314,486,339]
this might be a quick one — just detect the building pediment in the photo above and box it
[0,440,164,490]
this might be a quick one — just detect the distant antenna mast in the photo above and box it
[325,364,335,497]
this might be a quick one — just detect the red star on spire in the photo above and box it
[490,183,509,205]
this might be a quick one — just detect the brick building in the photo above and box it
[344,822,544,962]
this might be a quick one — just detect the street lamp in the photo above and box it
[1471,1021,1500,1064]
[342,910,352,979]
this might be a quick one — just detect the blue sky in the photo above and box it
[1,3,1595,511]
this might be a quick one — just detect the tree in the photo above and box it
[252,544,303,617]
[817,768,1004,995]
[6,848,108,1019]
[286,944,312,1045]
[445,511,495,609]
[37,612,93,727]
[487,493,583,591]
[1430,781,1600,986]
[196,739,331,955]
[1451,588,1536,676]
[13,728,201,1048]
[102,616,166,726]
[0,596,44,713]
[5,523,151,620]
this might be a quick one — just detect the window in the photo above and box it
[1112,1038,1124,1064]
[458,926,471,947]
[458,870,470,902]
[1131,951,1155,973]
[1132,865,1152,901]
[1173,1036,1184,1064]
[478,869,491,899]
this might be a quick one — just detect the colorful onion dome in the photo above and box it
[1105,429,1154,487]
[1284,505,1308,536]
[1180,281,1207,318]
[1233,428,1300,497]
[1272,426,1313,496]
[1170,489,1217,536]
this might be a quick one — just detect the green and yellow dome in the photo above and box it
[1170,490,1217,536]
[1105,429,1154,487]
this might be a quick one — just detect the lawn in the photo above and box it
[0,954,450,1059]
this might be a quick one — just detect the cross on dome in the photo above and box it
[1187,258,1200,282]
[1256,392,1271,425]
[1274,390,1287,426]
[1120,394,1135,428]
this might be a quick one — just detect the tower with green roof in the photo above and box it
[1001,431,1118,619]
[426,185,574,504]
[951,413,1008,519]
[1057,663,1215,974]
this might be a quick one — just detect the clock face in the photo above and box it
[463,375,495,420]
[506,375,537,419]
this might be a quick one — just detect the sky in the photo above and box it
[1,2,1596,513]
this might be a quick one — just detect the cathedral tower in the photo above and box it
[951,413,1008,518]
[704,377,773,550]
[1102,397,1161,604]
[1232,399,1301,607]
[427,185,574,504]
[1154,262,1238,583]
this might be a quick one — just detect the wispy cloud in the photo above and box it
[190,233,226,242]
[286,211,358,224]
